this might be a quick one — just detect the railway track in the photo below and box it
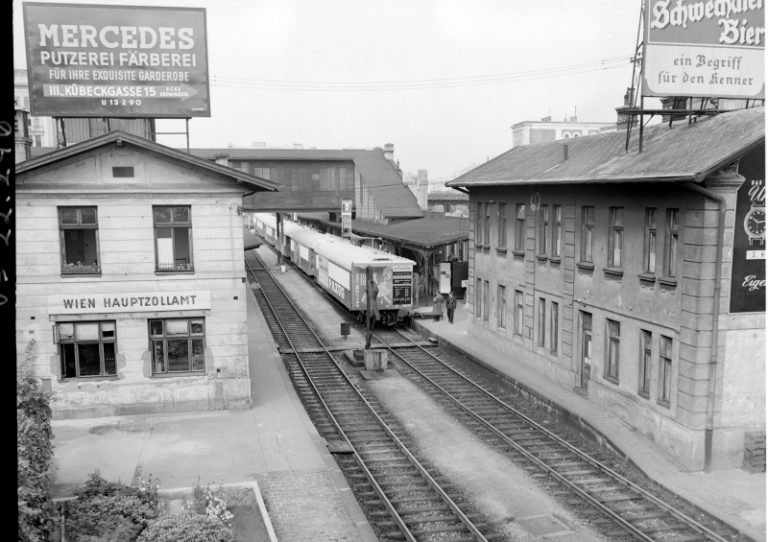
[244,250,504,541]
[370,328,745,542]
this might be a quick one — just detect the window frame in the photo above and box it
[639,330,652,398]
[551,205,562,259]
[514,204,526,253]
[658,335,673,407]
[58,320,117,379]
[497,202,507,250]
[605,319,620,384]
[153,205,194,273]
[550,301,559,354]
[483,280,490,322]
[664,209,679,279]
[484,203,491,248]
[475,201,483,247]
[537,297,546,347]
[475,278,482,318]
[579,206,595,266]
[58,206,101,276]
[149,317,206,375]
[497,284,507,329]
[538,204,550,257]
[642,208,657,277]
[608,207,624,270]
[514,290,524,337]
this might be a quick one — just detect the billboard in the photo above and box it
[642,0,765,99]
[23,2,210,117]
[730,145,765,313]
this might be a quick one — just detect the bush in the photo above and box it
[18,343,55,542]
[65,471,159,542]
[137,512,235,542]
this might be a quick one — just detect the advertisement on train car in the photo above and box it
[353,265,412,309]
[23,2,211,117]
[642,0,765,99]
[317,256,351,307]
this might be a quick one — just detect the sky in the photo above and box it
[13,0,649,185]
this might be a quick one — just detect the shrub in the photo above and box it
[18,342,55,542]
[137,512,235,542]
[193,482,234,526]
[64,471,160,542]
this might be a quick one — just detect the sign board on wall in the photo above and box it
[642,0,765,99]
[730,146,765,313]
[341,198,352,239]
[49,291,211,315]
[23,2,211,117]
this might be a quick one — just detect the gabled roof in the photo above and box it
[188,147,423,219]
[17,131,279,193]
[448,107,765,188]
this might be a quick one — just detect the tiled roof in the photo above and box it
[188,147,423,219]
[447,107,765,188]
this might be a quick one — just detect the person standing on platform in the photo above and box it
[446,291,457,324]
[365,279,379,349]
[432,292,444,320]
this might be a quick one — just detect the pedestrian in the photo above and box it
[446,291,457,324]
[432,292,444,320]
[365,279,379,348]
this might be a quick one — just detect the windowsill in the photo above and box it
[155,268,195,274]
[62,266,101,276]
[512,249,525,258]
[61,272,102,278]
[638,390,650,400]
[576,262,594,271]
[657,399,671,409]
[604,375,619,385]
[151,370,206,378]
[496,247,508,256]
[658,277,678,287]
[60,375,118,382]
[604,267,624,278]
[548,257,561,265]
[536,254,548,262]
[638,273,656,284]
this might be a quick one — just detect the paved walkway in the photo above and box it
[412,300,766,542]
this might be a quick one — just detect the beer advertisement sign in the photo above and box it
[642,0,765,99]
[23,2,211,117]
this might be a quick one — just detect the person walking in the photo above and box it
[445,291,457,324]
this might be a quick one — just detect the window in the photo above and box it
[659,336,673,406]
[515,204,526,251]
[605,319,620,383]
[537,297,546,347]
[475,278,482,318]
[484,203,491,246]
[514,290,524,337]
[608,208,624,268]
[580,206,594,263]
[551,205,562,258]
[154,206,193,272]
[497,203,507,249]
[483,280,490,322]
[59,207,100,275]
[497,284,507,328]
[643,208,657,274]
[58,321,116,378]
[539,205,550,256]
[639,330,652,398]
[550,301,559,353]
[665,209,679,278]
[149,318,206,374]
[475,202,483,246]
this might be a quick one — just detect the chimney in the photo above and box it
[293,143,303,150]
[383,143,394,162]
[251,141,266,148]
[615,87,639,129]
[213,153,229,166]
[562,143,568,161]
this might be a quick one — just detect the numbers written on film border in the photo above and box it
[0,119,11,307]
[101,99,143,107]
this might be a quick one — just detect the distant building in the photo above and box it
[404,169,429,210]
[511,115,615,148]
[428,190,469,218]
[14,68,57,149]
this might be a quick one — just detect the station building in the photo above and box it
[447,107,765,470]
[15,131,278,419]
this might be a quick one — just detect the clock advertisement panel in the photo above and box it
[730,145,765,313]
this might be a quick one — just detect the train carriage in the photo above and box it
[287,226,335,278]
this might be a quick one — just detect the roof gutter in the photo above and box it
[683,181,726,472]
[450,186,470,195]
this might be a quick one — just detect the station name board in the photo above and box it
[23,2,210,117]
[49,291,211,315]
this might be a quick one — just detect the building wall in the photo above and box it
[16,145,252,418]
[466,167,764,469]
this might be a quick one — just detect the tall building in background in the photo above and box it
[404,169,429,210]
[511,113,616,148]
[14,68,57,149]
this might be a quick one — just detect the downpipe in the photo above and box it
[683,181,726,471]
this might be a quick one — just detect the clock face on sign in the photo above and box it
[745,207,766,239]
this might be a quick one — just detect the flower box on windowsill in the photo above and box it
[156,263,195,273]
[61,263,101,275]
